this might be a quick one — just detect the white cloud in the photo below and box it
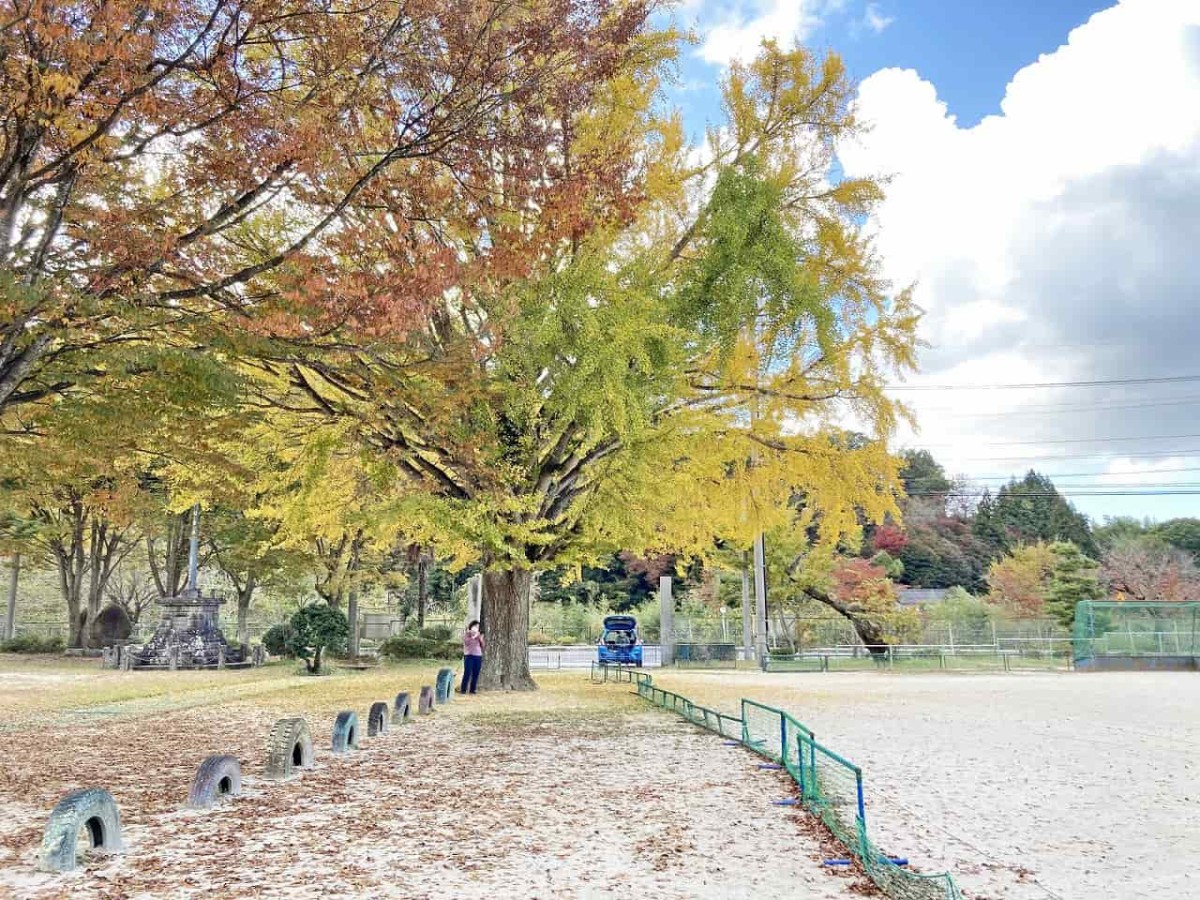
[863,3,894,34]
[837,0,1200,516]
[698,0,826,65]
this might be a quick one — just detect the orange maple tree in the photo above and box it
[0,0,655,412]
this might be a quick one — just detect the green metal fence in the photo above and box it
[1073,600,1200,669]
[763,641,1072,673]
[593,664,961,900]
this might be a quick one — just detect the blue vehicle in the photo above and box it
[597,615,643,666]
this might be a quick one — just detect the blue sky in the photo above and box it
[662,1,1200,525]
[668,1,1113,134]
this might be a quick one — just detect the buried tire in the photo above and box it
[418,685,434,714]
[265,717,314,780]
[435,667,455,703]
[38,788,125,873]
[368,702,389,737]
[187,755,243,809]
[332,710,359,753]
[392,692,411,725]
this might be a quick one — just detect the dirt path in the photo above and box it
[0,667,865,899]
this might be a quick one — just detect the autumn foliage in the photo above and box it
[0,0,658,411]
[3,12,927,685]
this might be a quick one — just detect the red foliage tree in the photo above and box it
[0,0,654,410]
[871,522,909,554]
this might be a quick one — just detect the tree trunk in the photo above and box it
[801,586,890,656]
[479,568,536,691]
[4,553,19,641]
[416,554,428,628]
[237,574,256,647]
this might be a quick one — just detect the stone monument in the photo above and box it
[132,505,246,669]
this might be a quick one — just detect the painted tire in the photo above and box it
[368,701,389,737]
[435,667,455,703]
[392,692,411,724]
[38,788,124,873]
[265,717,314,779]
[187,755,243,809]
[331,710,359,753]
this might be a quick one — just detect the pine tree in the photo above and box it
[1044,542,1104,627]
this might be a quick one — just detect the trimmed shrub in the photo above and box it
[419,624,453,642]
[379,636,460,660]
[527,631,553,646]
[1,634,65,653]
[288,605,349,674]
[261,623,296,657]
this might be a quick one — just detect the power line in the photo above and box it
[911,395,1200,417]
[968,465,1200,480]
[910,432,1200,448]
[886,375,1200,392]
[908,489,1200,497]
[947,448,1200,463]
[949,482,1200,489]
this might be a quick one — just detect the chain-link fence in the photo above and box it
[764,639,1074,673]
[594,665,961,900]
[1073,600,1200,669]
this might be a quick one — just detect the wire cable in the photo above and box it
[886,375,1200,391]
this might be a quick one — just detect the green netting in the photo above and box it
[1073,600,1200,668]
[603,666,962,900]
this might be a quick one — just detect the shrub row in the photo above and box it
[378,636,460,660]
[1,634,66,653]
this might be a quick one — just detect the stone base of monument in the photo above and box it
[37,788,124,873]
[131,589,247,670]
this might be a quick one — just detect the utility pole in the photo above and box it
[741,551,753,661]
[348,587,360,658]
[753,533,768,659]
[659,575,674,666]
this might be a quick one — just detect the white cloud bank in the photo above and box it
[837,0,1200,519]
[698,0,827,65]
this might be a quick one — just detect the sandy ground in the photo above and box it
[0,659,866,899]
[653,669,1200,900]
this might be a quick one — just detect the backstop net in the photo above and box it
[1073,600,1200,670]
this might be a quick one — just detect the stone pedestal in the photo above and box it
[133,589,244,669]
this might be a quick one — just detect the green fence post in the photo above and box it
[795,731,804,799]
[780,713,788,767]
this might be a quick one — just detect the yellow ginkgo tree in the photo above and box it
[238,39,919,690]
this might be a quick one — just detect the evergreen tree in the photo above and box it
[1044,542,1104,627]
[989,472,1097,557]
[971,490,1009,557]
[899,450,953,499]
[1157,518,1200,561]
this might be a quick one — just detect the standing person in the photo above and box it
[460,620,484,694]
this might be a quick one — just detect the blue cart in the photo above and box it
[597,615,643,666]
